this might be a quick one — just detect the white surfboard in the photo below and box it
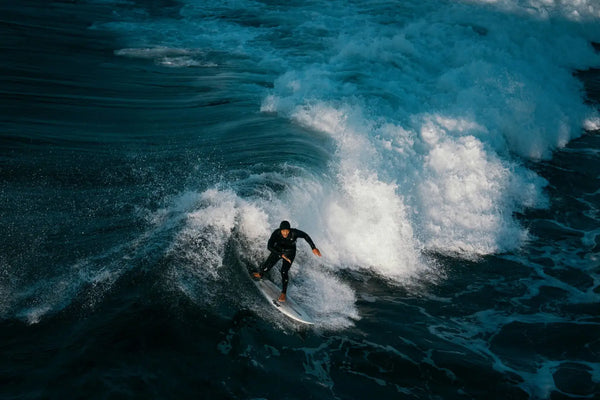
[254,279,314,325]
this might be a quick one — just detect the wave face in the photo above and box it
[1,1,599,399]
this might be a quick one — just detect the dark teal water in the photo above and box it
[1,1,599,399]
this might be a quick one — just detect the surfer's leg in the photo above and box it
[280,258,292,294]
[259,252,279,275]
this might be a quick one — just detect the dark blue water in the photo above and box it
[1,1,599,399]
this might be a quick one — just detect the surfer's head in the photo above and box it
[279,220,291,238]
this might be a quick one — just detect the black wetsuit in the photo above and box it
[258,228,316,294]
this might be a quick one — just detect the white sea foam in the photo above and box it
[288,103,424,276]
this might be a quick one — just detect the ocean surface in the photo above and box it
[1,1,600,399]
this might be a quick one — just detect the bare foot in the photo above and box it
[278,293,286,302]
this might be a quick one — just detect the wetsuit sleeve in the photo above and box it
[295,229,316,250]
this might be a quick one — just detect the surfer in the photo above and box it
[253,220,321,302]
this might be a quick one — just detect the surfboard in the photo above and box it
[253,278,314,325]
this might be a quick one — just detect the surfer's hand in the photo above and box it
[313,248,322,257]
[282,255,291,263]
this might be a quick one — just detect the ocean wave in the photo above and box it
[96,0,600,281]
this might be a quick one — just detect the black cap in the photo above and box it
[279,220,291,230]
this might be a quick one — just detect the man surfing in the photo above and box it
[253,221,321,302]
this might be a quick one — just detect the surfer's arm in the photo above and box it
[295,229,316,249]
[295,230,321,256]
